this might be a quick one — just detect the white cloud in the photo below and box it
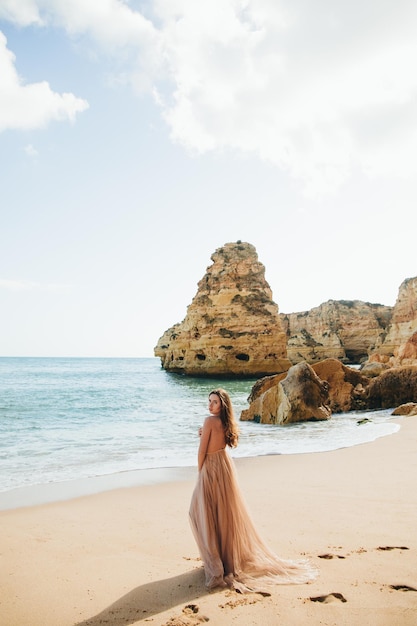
[0,0,43,26]
[2,0,417,193]
[0,31,89,132]
[152,0,417,194]
[0,0,158,48]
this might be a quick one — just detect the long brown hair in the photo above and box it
[209,388,239,448]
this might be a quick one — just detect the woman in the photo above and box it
[189,388,318,592]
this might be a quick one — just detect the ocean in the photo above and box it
[0,357,399,503]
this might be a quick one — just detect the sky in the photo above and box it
[1,0,417,358]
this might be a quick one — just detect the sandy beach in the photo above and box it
[1,417,416,626]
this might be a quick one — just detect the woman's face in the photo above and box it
[208,393,221,416]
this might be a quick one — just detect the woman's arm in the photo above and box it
[198,417,212,471]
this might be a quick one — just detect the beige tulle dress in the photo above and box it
[189,447,318,591]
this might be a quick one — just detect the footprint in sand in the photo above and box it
[318,553,346,560]
[377,546,409,551]
[310,593,347,604]
[163,604,209,625]
[219,594,266,609]
[389,585,417,592]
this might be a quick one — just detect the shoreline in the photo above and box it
[0,465,197,512]
[0,417,400,512]
[1,416,416,625]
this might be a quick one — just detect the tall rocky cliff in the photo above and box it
[368,276,417,366]
[154,240,417,375]
[281,300,392,365]
[154,242,291,376]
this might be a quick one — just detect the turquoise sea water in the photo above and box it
[0,357,399,496]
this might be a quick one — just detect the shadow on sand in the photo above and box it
[74,568,211,625]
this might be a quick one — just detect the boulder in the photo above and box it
[246,373,286,404]
[367,366,417,409]
[312,358,370,413]
[360,362,388,378]
[392,402,417,416]
[241,361,331,424]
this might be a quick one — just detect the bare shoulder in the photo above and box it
[208,415,224,430]
[203,415,221,429]
[203,415,216,427]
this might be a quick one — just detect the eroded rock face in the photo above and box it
[240,361,331,424]
[280,301,392,365]
[312,359,370,413]
[367,366,417,409]
[154,242,291,376]
[240,358,417,424]
[369,277,417,366]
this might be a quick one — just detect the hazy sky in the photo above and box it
[1,0,416,357]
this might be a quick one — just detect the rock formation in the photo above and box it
[280,301,392,365]
[312,359,369,413]
[154,238,416,378]
[392,402,417,416]
[154,242,291,376]
[240,361,331,424]
[241,359,369,423]
[366,366,417,409]
[240,358,417,424]
[368,277,417,366]
[360,362,387,378]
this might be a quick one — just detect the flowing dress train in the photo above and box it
[189,448,318,591]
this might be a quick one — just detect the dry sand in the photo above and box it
[1,416,416,626]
